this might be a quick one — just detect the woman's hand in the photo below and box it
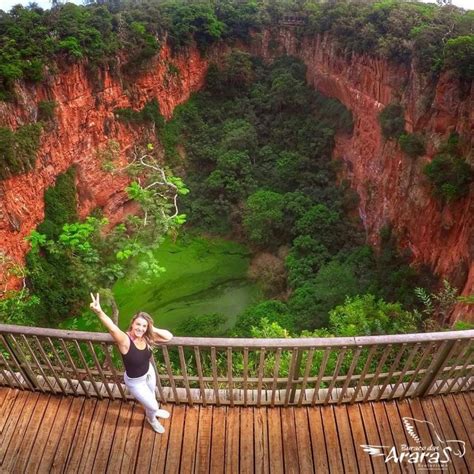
[90,292,102,315]
[153,327,173,342]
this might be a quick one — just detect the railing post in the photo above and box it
[1,334,38,391]
[289,349,303,404]
[413,339,457,397]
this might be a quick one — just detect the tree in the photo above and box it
[206,149,254,201]
[233,300,294,338]
[243,190,286,247]
[328,294,419,337]
[248,252,287,297]
[444,35,474,80]
[379,103,405,139]
[176,313,228,337]
[424,152,473,202]
[286,235,330,288]
[25,146,188,323]
[415,280,459,328]
[221,119,257,154]
[294,204,344,253]
[288,252,360,332]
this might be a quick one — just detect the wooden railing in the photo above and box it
[0,324,473,407]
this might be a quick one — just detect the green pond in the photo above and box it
[113,236,259,332]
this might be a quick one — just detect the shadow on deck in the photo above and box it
[0,387,472,473]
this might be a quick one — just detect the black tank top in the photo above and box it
[122,334,152,378]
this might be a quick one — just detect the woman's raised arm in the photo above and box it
[90,293,129,351]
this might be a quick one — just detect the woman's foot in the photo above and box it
[146,417,165,434]
[156,408,170,419]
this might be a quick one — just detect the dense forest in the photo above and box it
[0,0,473,337]
[1,0,473,100]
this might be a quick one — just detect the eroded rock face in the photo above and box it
[0,45,208,269]
[0,35,472,320]
[252,30,473,320]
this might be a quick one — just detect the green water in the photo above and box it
[113,235,259,332]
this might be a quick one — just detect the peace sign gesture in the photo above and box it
[90,292,102,315]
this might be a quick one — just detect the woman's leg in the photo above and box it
[145,364,157,397]
[145,365,170,419]
[125,375,159,421]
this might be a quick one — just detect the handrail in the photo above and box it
[0,324,473,407]
[1,324,473,346]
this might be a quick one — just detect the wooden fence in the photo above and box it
[0,324,473,407]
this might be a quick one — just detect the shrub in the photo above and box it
[329,294,420,337]
[379,103,405,139]
[38,100,57,122]
[398,133,425,158]
[444,35,474,81]
[37,167,78,239]
[114,99,164,128]
[248,252,287,297]
[424,153,473,202]
[0,123,42,179]
[176,313,228,337]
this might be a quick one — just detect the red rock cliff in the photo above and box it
[0,45,209,278]
[252,30,473,320]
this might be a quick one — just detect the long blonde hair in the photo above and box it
[127,312,156,348]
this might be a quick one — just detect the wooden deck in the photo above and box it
[0,387,472,473]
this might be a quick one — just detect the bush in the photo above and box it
[243,191,286,247]
[233,300,294,337]
[114,99,164,128]
[329,294,420,337]
[444,35,474,81]
[38,100,57,122]
[248,252,287,297]
[424,153,473,202]
[379,103,405,139]
[176,313,228,337]
[37,167,78,239]
[0,123,42,179]
[398,133,425,158]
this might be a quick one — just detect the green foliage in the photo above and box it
[207,50,254,97]
[379,103,405,140]
[37,167,78,239]
[122,21,159,71]
[160,2,225,52]
[57,36,83,59]
[453,320,474,331]
[176,313,228,337]
[328,294,420,337]
[415,279,459,327]
[233,300,294,338]
[0,289,41,326]
[302,1,473,75]
[289,260,360,331]
[424,153,473,202]
[114,99,164,128]
[37,100,57,122]
[0,1,472,99]
[206,150,255,202]
[444,35,474,80]
[398,133,425,158]
[0,123,42,179]
[177,56,354,238]
[243,191,286,247]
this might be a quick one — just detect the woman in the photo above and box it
[90,293,173,433]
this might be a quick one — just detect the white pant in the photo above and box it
[124,363,160,421]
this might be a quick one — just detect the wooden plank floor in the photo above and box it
[0,387,472,473]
